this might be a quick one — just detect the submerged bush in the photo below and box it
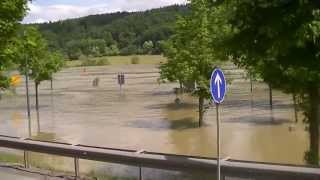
[131,56,140,64]
[81,59,110,66]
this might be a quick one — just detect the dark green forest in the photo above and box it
[30,5,188,60]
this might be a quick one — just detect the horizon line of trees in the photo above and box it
[28,5,189,60]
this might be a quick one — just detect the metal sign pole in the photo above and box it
[210,68,226,180]
[216,103,220,180]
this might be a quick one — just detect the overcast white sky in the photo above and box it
[23,0,187,24]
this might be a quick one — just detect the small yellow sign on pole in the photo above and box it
[10,75,22,87]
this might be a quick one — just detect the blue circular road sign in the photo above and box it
[210,68,227,104]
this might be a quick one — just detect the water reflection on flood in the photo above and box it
[0,65,316,176]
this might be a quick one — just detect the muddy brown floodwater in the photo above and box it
[0,64,317,178]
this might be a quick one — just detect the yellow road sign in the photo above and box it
[10,75,22,87]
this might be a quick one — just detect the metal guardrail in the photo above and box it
[0,135,319,180]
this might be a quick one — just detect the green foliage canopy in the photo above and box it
[220,0,320,92]
[0,0,28,88]
[14,27,64,85]
[161,0,229,97]
[31,5,189,59]
[160,0,228,126]
[217,0,320,165]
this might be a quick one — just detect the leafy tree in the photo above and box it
[14,27,64,111]
[76,38,107,57]
[160,40,186,89]
[94,39,107,56]
[79,39,90,57]
[218,0,320,165]
[120,45,138,55]
[66,40,82,60]
[143,41,154,54]
[0,0,28,88]
[103,31,115,46]
[104,44,120,56]
[32,51,64,112]
[118,31,136,49]
[161,0,225,127]
[153,41,165,54]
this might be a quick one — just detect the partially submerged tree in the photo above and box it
[14,27,64,111]
[143,41,154,54]
[160,0,228,127]
[32,52,64,112]
[218,0,320,165]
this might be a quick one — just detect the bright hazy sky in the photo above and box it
[23,0,187,24]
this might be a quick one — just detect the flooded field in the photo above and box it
[0,64,316,178]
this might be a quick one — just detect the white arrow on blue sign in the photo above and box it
[210,68,227,104]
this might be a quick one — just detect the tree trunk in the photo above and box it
[25,71,31,137]
[36,108,40,133]
[293,93,298,123]
[307,86,320,165]
[250,74,253,93]
[199,96,205,127]
[268,84,273,110]
[35,82,40,133]
[179,80,183,93]
[35,82,39,112]
[50,78,53,90]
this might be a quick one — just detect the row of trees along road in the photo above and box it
[0,0,64,111]
[13,27,64,111]
[161,0,320,165]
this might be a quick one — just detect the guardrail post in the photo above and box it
[139,165,143,180]
[221,174,225,180]
[74,157,79,179]
[136,149,145,180]
[23,151,29,168]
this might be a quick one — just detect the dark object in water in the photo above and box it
[92,77,100,87]
[175,98,181,105]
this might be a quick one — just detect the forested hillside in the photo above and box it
[31,5,188,60]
